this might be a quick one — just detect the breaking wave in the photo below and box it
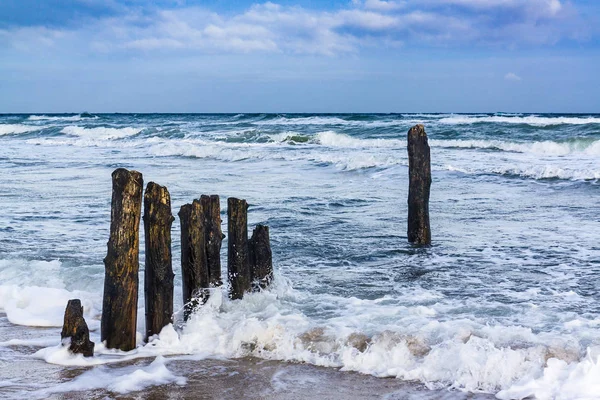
[439,115,600,126]
[0,124,42,136]
[61,126,143,140]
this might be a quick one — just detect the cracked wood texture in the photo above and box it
[61,299,94,357]
[200,195,224,287]
[179,199,208,320]
[227,197,251,299]
[143,182,174,340]
[249,224,273,291]
[407,124,432,246]
[101,168,143,351]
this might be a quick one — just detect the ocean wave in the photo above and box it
[21,280,596,398]
[316,131,404,148]
[431,138,600,156]
[61,126,143,140]
[439,115,600,126]
[151,138,401,170]
[446,164,600,182]
[28,114,98,122]
[0,124,42,136]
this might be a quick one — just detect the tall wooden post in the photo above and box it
[227,197,251,299]
[179,200,208,320]
[407,124,432,245]
[143,182,174,340]
[201,195,224,287]
[101,168,143,351]
[249,224,273,290]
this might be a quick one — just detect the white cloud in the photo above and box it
[504,72,522,81]
[0,0,586,56]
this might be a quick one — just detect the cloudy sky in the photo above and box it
[1,0,598,112]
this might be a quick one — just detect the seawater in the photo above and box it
[0,113,599,399]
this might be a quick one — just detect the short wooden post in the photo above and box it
[61,299,94,357]
[143,182,175,340]
[101,168,143,351]
[407,124,432,245]
[249,224,273,290]
[227,197,251,299]
[201,195,224,287]
[179,200,208,320]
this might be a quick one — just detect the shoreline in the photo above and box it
[0,313,496,400]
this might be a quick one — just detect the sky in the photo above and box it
[0,0,599,113]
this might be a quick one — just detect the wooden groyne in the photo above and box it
[143,182,175,340]
[407,124,432,245]
[61,299,94,357]
[101,168,143,352]
[60,168,274,354]
[65,122,434,354]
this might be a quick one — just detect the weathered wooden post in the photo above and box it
[227,197,251,299]
[407,124,431,245]
[61,299,94,357]
[143,182,174,340]
[179,199,208,319]
[249,224,273,290]
[101,168,143,351]
[201,195,224,287]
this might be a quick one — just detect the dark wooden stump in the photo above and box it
[143,182,175,340]
[61,299,94,357]
[227,197,251,299]
[179,199,209,320]
[249,224,273,290]
[407,124,432,245]
[201,195,224,287]
[101,168,143,351]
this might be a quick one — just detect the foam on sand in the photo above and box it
[32,355,185,396]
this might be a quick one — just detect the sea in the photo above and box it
[0,113,599,399]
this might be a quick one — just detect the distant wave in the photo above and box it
[28,114,98,122]
[439,115,600,126]
[0,124,42,136]
[431,138,600,156]
[446,164,600,181]
[61,126,143,140]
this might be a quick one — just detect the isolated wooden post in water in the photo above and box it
[143,182,175,340]
[249,224,273,290]
[101,168,143,351]
[61,299,94,357]
[201,195,224,287]
[179,200,208,320]
[407,124,432,245]
[228,197,251,299]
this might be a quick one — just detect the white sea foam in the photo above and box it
[0,259,100,328]
[2,265,596,398]
[0,124,41,135]
[31,355,185,397]
[61,126,143,140]
[439,115,600,126]
[497,348,600,400]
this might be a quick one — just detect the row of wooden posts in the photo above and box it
[63,170,274,356]
[61,124,432,357]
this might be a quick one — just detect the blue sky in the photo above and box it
[0,0,598,112]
